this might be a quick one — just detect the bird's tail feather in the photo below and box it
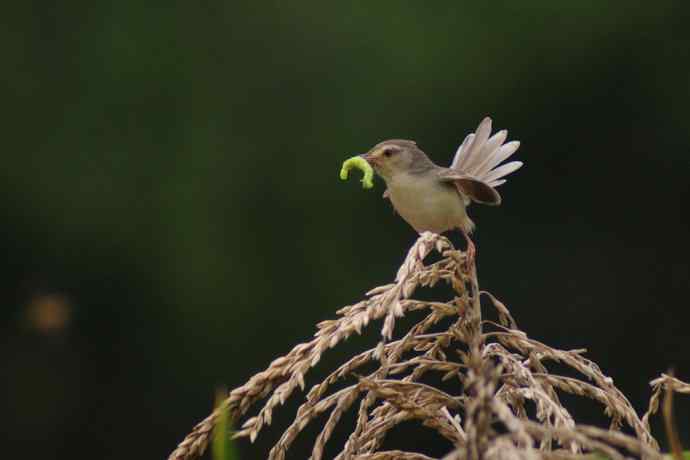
[450,117,522,188]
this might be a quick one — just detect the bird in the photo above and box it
[360,117,522,262]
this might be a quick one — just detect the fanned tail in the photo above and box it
[450,117,522,188]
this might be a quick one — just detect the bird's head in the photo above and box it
[360,139,434,181]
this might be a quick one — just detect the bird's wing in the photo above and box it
[437,169,502,206]
[450,117,523,188]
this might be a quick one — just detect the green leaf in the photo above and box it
[212,389,238,460]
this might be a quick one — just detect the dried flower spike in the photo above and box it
[168,233,689,460]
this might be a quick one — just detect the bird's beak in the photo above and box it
[360,152,377,166]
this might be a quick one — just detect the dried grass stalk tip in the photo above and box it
[168,233,688,460]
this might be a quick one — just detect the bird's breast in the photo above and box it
[387,173,469,234]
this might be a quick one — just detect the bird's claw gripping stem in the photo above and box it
[340,156,374,189]
[462,231,476,270]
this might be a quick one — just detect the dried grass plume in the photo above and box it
[169,233,687,460]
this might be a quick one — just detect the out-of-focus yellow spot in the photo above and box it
[26,294,72,334]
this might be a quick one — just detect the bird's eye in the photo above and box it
[383,148,395,158]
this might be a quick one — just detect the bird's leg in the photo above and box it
[461,230,476,269]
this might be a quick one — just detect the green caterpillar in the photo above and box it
[340,156,374,189]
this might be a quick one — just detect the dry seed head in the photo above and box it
[169,233,686,460]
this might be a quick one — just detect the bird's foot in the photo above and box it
[462,232,476,270]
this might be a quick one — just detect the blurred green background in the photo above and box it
[2,2,690,459]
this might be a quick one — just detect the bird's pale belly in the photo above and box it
[388,175,473,234]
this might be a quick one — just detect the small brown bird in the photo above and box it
[361,117,522,260]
